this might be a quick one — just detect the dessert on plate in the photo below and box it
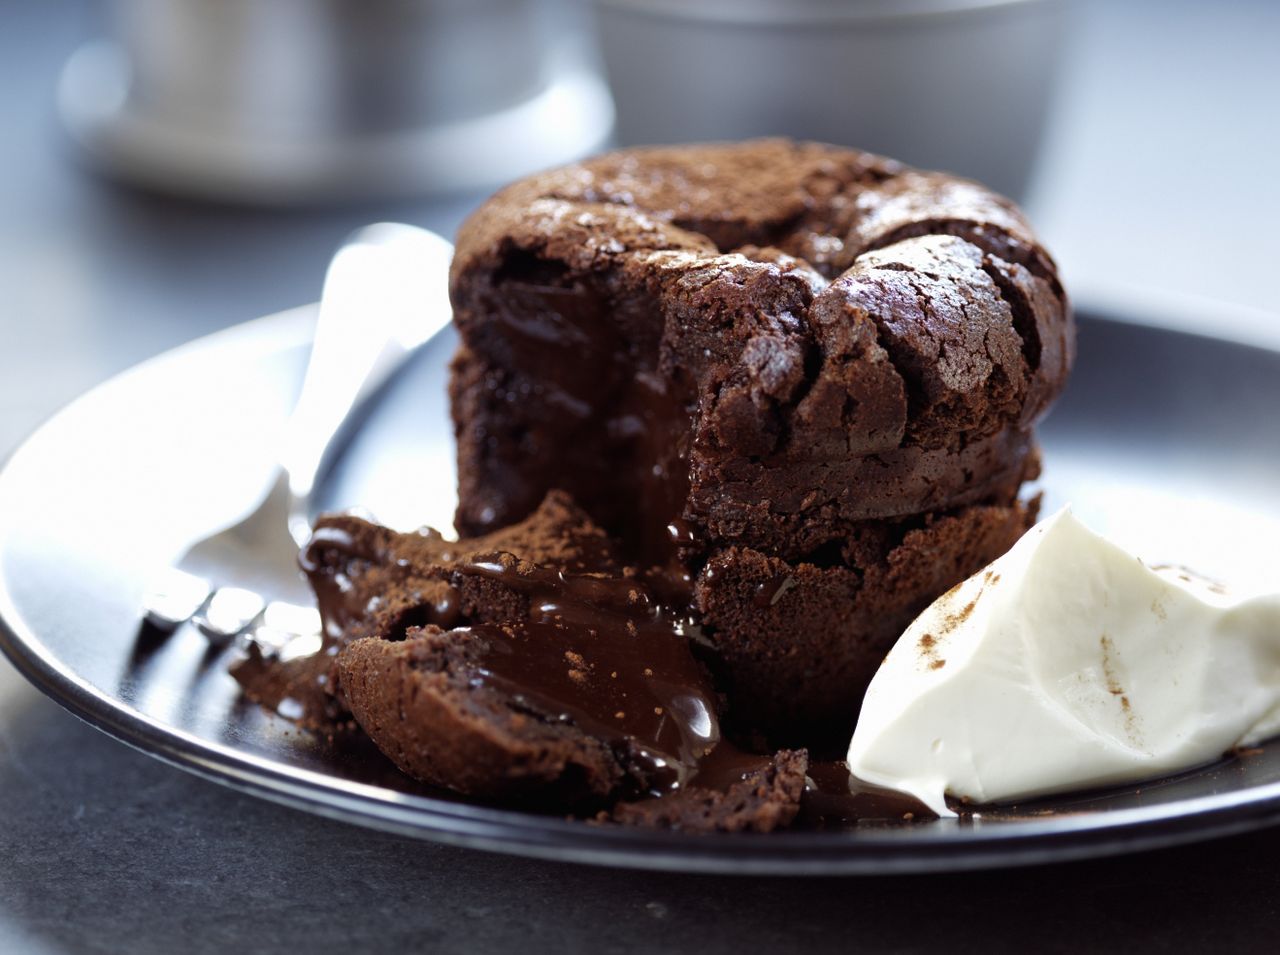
[235,139,1076,829]
[280,492,807,831]
[448,139,1071,740]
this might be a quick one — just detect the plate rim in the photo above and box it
[4,304,1280,876]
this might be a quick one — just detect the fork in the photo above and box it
[141,222,455,649]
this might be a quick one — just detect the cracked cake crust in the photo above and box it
[449,139,1068,548]
[447,139,1072,739]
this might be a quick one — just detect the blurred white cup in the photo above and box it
[593,0,1069,199]
[60,0,613,202]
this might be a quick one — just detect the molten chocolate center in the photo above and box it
[436,555,764,796]
[478,271,695,569]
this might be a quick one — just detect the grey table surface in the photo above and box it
[3,2,1279,952]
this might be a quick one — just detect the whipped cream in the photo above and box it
[846,508,1280,817]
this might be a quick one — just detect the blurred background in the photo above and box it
[3,0,1279,462]
[2,3,1279,952]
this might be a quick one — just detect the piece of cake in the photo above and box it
[236,492,809,832]
[232,488,617,730]
[447,139,1072,741]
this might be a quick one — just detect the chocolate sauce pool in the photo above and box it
[801,760,930,827]
[234,523,931,823]
[450,555,737,796]
[441,560,928,819]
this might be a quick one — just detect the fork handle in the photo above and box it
[278,223,455,542]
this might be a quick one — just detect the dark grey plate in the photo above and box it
[2,307,1279,876]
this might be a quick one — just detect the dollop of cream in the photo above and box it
[846,508,1280,817]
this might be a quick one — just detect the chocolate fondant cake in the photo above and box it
[447,139,1072,739]
[234,139,1071,828]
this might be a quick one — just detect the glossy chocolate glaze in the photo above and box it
[299,523,380,638]
[231,526,362,725]
[446,554,735,795]
[232,525,363,725]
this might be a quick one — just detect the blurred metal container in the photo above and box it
[59,0,613,203]
[593,0,1068,200]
